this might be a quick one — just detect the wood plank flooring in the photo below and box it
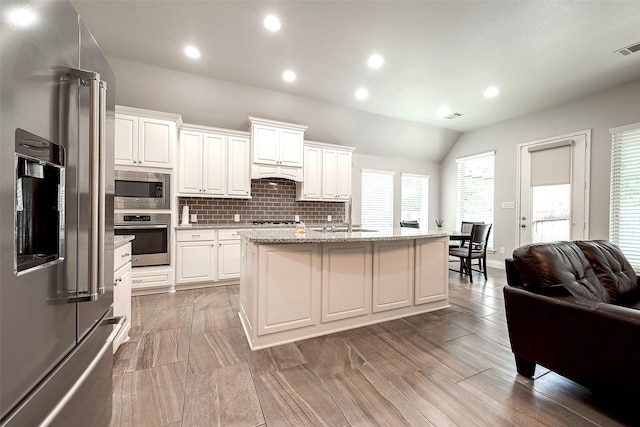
[110,268,638,426]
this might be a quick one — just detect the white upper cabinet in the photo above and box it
[301,145,322,200]
[115,106,181,169]
[297,141,355,202]
[248,117,307,181]
[227,136,251,196]
[178,124,251,198]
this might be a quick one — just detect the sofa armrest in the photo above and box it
[503,285,640,393]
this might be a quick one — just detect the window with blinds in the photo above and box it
[361,169,394,230]
[401,173,429,226]
[610,123,640,270]
[456,151,495,247]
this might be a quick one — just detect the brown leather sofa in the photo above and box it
[504,240,640,395]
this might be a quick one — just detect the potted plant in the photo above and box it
[435,219,444,228]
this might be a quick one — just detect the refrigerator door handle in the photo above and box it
[97,79,107,296]
[65,67,106,302]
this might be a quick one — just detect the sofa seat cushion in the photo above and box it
[512,241,611,302]
[575,240,639,304]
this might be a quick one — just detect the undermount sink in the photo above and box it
[311,227,377,233]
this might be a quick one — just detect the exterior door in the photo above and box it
[517,130,590,246]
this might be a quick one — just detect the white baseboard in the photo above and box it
[486,259,506,270]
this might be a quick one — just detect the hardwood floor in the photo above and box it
[111,268,637,426]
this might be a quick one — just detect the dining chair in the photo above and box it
[448,223,492,283]
[399,220,420,228]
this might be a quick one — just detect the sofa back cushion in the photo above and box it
[575,240,639,304]
[512,241,611,302]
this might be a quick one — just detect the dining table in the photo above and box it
[447,230,471,246]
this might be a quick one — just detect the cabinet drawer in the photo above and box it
[218,229,244,240]
[114,243,131,271]
[176,229,216,242]
[131,272,171,288]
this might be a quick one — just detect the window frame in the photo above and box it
[361,168,395,230]
[456,151,495,248]
[609,122,640,271]
[401,173,429,227]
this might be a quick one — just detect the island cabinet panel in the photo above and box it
[372,240,415,313]
[415,238,448,305]
[321,243,372,322]
[257,244,321,335]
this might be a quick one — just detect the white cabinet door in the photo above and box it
[372,240,414,313]
[176,241,216,283]
[301,145,322,200]
[113,265,131,352]
[321,243,372,322]
[114,114,138,167]
[253,125,279,165]
[415,238,448,305]
[179,130,203,195]
[218,239,241,280]
[322,149,338,199]
[279,128,304,167]
[336,150,352,199]
[227,135,251,197]
[257,244,321,335]
[138,118,174,168]
[203,133,226,195]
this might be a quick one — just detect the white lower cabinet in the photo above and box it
[372,240,415,313]
[218,230,242,280]
[239,237,450,350]
[321,243,372,322]
[176,229,246,285]
[415,238,448,304]
[176,230,216,284]
[113,242,132,353]
[257,244,321,335]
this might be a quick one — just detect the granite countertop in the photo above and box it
[175,223,350,230]
[114,234,135,249]
[238,227,450,244]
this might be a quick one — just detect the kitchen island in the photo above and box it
[238,228,450,349]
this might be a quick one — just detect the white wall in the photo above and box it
[105,56,461,163]
[351,153,439,227]
[441,78,640,265]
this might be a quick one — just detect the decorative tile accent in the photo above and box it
[178,178,346,225]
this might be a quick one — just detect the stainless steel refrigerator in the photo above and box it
[1,1,120,425]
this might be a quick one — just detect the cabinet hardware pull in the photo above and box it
[122,253,130,257]
[132,279,142,283]
[192,234,200,237]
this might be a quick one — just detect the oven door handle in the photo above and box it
[114,225,169,230]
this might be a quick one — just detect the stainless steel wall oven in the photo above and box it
[114,170,170,210]
[114,213,170,267]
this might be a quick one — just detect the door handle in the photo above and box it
[521,224,526,228]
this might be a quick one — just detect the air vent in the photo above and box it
[445,112,463,120]
[615,41,640,56]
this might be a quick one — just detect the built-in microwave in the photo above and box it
[114,170,170,210]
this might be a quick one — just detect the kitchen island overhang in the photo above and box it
[238,228,450,350]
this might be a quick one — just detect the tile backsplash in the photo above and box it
[178,178,346,225]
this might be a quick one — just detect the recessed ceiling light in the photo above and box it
[184,46,201,59]
[264,15,281,32]
[367,54,384,69]
[355,88,369,100]
[484,86,499,98]
[8,7,36,27]
[282,70,296,82]
[437,106,452,117]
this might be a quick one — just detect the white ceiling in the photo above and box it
[71,0,640,133]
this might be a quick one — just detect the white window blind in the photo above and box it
[361,169,394,230]
[456,151,494,247]
[610,123,640,270]
[401,174,429,226]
